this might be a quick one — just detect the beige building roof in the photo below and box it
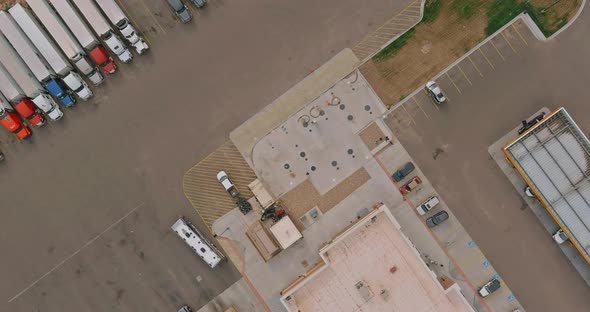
[280,205,474,312]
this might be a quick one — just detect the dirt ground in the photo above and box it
[361,0,580,107]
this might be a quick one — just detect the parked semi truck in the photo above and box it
[9,3,100,98]
[95,0,148,54]
[47,0,117,74]
[0,34,64,119]
[14,2,103,85]
[0,13,78,108]
[71,0,133,63]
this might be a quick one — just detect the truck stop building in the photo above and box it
[279,206,474,312]
[503,107,590,265]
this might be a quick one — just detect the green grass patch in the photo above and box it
[373,27,416,62]
[485,0,573,37]
[422,0,443,24]
[485,0,526,35]
[452,0,482,19]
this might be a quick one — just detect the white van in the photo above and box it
[417,196,440,215]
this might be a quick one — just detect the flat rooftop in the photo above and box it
[503,107,590,264]
[251,70,387,197]
[280,206,474,312]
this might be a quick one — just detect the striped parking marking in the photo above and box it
[457,65,472,86]
[501,32,517,54]
[489,39,505,61]
[402,104,417,125]
[138,0,167,35]
[445,72,462,94]
[468,55,484,77]
[412,97,429,119]
[479,48,495,69]
[513,24,528,46]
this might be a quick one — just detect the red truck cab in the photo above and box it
[89,45,117,74]
[1,112,31,139]
[14,98,45,127]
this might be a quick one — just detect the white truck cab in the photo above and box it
[33,93,63,120]
[72,54,104,85]
[63,72,93,100]
[101,31,133,63]
[116,20,148,54]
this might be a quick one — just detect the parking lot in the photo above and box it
[0,0,416,311]
[385,11,590,312]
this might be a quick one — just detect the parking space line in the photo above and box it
[512,24,528,46]
[479,48,495,69]
[445,72,461,94]
[421,92,440,110]
[501,32,517,54]
[8,202,145,303]
[402,104,417,125]
[138,0,167,35]
[468,55,483,77]
[412,97,429,119]
[489,39,505,61]
[457,65,472,86]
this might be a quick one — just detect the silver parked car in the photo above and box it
[167,0,192,23]
[425,80,447,104]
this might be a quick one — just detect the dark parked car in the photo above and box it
[392,162,415,182]
[426,210,449,227]
[478,278,501,297]
[518,112,545,135]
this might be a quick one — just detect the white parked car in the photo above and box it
[425,81,447,104]
[552,229,568,244]
[217,171,239,197]
[417,196,440,215]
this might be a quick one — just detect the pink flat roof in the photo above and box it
[281,206,473,312]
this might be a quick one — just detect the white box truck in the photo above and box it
[95,0,148,54]
[20,0,104,85]
[0,34,63,120]
[71,0,133,63]
[8,5,93,100]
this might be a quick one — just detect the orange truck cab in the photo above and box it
[1,111,31,139]
[14,98,45,127]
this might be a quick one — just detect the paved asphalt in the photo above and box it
[0,0,413,311]
[386,9,590,312]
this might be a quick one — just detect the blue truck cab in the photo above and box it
[45,79,76,107]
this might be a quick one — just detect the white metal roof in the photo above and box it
[504,108,590,261]
[9,4,72,76]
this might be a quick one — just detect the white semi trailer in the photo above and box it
[0,62,26,102]
[0,12,54,83]
[7,4,92,100]
[95,0,148,54]
[71,0,133,63]
[20,0,104,85]
[0,34,63,120]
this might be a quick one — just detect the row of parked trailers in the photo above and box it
[0,0,148,140]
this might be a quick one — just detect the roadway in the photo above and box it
[0,0,414,311]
